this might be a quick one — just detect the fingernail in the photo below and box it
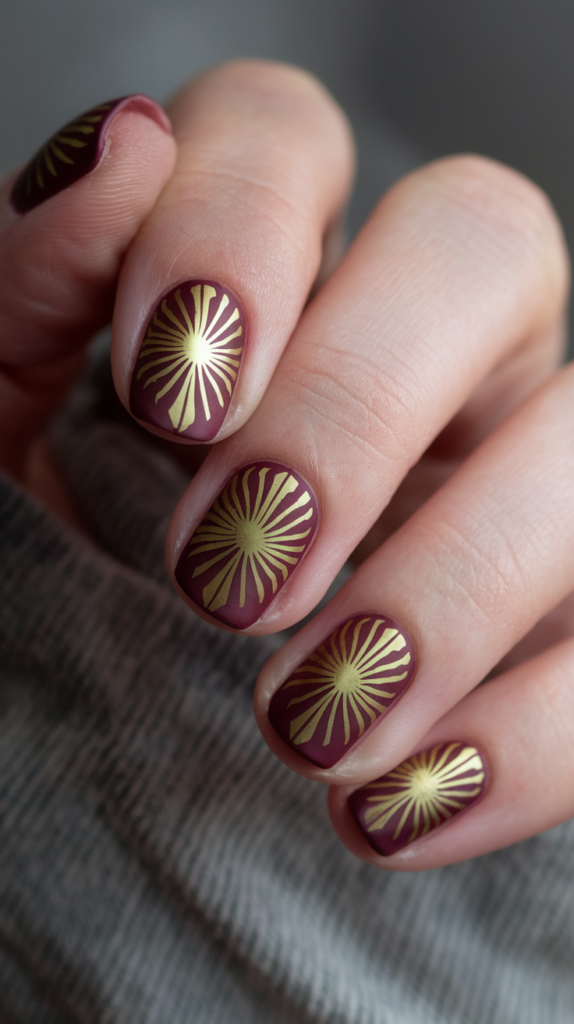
[129,280,246,441]
[175,461,319,628]
[349,742,487,856]
[11,94,170,214]
[268,614,415,768]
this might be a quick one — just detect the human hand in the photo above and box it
[3,62,572,872]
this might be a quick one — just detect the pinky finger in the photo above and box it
[329,636,574,870]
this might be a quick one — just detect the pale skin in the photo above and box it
[2,60,573,872]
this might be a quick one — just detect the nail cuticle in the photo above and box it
[268,613,416,769]
[10,94,167,214]
[349,741,489,857]
[129,279,246,442]
[175,460,319,629]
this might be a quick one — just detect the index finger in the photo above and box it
[111,60,354,443]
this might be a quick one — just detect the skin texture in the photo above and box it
[3,60,574,872]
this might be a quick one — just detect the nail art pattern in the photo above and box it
[176,461,318,628]
[349,742,487,857]
[268,615,415,769]
[129,281,245,441]
[11,98,130,213]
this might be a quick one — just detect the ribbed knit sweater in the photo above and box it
[0,368,573,1023]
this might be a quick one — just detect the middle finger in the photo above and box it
[168,155,567,632]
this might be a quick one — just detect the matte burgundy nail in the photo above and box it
[176,461,319,628]
[349,742,487,857]
[268,614,415,768]
[11,95,168,214]
[130,280,246,441]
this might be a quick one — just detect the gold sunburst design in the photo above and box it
[19,103,111,197]
[187,464,315,613]
[135,284,243,433]
[363,744,485,845]
[284,617,412,749]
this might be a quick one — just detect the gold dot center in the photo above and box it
[235,519,264,555]
[185,329,211,363]
[332,663,362,693]
[409,767,439,798]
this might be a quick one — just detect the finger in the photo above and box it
[0,95,176,475]
[111,60,354,443]
[167,155,568,631]
[353,312,564,563]
[329,636,574,869]
[256,360,574,784]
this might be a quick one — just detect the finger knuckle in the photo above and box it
[418,509,534,629]
[422,155,568,296]
[204,60,353,160]
[288,345,417,467]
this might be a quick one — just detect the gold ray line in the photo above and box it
[284,671,338,689]
[256,550,293,578]
[197,284,216,339]
[204,306,241,347]
[354,628,405,671]
[354,642,409,677]
[190,547,239,578]
[204,361,235,395]
[286,683,337,705]
[250,551,268,603]
[347,692,370,738]
[197,364,211,421]
[289,689,337,743]
[159,300,188,336]
[202,364,225,407]
[170,365,197,429]
[158,357,192,404]
[350,619,382,667]
[323,690,342,745]
[395,794,420,839]
[149,315,187,340]
[262,490,311,532]
[174,288,195,339]
[253,472,291,525]
[358,684,400,699]
[50,143,75,163]
[202,293,230,340]
[254,551,279,593]
[204,548,243,610]
[139,355,188,388]
[44,149,57,176]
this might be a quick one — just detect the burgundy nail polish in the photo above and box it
[349,742,487,856]
[176,461,319,628]
[268,614,415,768]
[129,280,246,441]
[11,95,167,214]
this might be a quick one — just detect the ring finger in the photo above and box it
[111,60,354,443]
[255,359,574,786]
[329,633,574,869]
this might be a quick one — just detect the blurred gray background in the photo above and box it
[1,0,573,321]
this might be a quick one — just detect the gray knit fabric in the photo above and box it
[1,377,574,1023]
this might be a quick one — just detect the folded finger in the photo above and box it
[0,95,176,474]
